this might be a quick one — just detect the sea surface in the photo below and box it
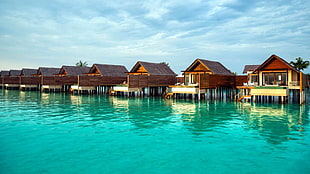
[0,89,309,174]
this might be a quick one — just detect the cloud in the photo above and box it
[0,0,309,73]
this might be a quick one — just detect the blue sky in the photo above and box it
[0,0,309,74]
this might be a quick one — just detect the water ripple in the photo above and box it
[1,90,310,173]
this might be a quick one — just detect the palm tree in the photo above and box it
[160,61,170,67]
[290,57,309,71]
[76,60,88,67]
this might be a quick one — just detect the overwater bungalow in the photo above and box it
[237,54,308,104]
[52,66,91,92]
[2,70,22,89]
[19,68,41,91]
[71,64,128,94]
[56,66,90,77]
[20,68,37,77]
[0,70,9,77]
[165,58,235,99]
[36,67,61,77]
[35,67,61,92]
[242,65,260,86]
[111,61,177,96]
[0,71,9,88]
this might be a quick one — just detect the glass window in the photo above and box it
[263,73,269,85]
[281,73,287,85]
[185,74,189,85]
[263,72,287,86]
[250,75,258,83]
[191,74,198,84]
[269,73,274,85]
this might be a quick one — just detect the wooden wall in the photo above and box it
[21,77,41,85]
[199,74,235,89]
[302,73,308,89]
[79,76,126,86]
[3,77,20,84]
[177,76,184,84]
[209,75,235,88]
[199,73,210,89]
[235,75,248,86]
[1,76,127,87]
[262,59,289,70]
[42,76,78,85]
[128,75,177,88]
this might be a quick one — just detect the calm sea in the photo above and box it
[0,89,309,174]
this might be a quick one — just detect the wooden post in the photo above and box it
[299,72,305,104]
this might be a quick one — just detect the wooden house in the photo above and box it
[0,71,9,88]
[19,68,41,90]
[0,71,9,77]
[9,70,22,76]
[35,67,61,92]
[166,58,235,99]
[112,61,177,96]
[242,65,260,86]
[20,68,37,77]
[36,67,60,77]
[71,64,128,94]
[56,66,90,76]
[40,66,91,92]
[3,70,22,89]
[237,54,308,104]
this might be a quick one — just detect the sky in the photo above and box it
[0,0,309,74]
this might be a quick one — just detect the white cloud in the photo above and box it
[143,0,169,20]
[0,0,309,73]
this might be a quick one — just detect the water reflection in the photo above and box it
[1,89,309,146]
[167,100,237,136]
[237,103,309,144]
[121,97,173,129]
[67,95,129,126]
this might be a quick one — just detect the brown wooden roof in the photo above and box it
[20,68,37,77]
[9,70,22,77]
[0,71,9,77]
[130,61,176,76]
[254,54,299,72]
[185,59,234,75]
[37,67,60,76]
[88,64,128,77]
[242,65,260,74]
[58,66,90,76]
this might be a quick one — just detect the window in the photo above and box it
[191,74,199,84]
[263,72,287,86]
[185,74,190,85]
[250,74,258,83]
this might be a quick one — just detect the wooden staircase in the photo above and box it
[164,92,174,99]
[235,88,252,102]
[163,87,174,99]
[237,95,252,102]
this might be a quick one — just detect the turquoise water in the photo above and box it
[0,90,309,174]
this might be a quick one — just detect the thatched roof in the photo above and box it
[185,59,234,76]
[37,67,60,76]
[0,71,9,77]
[88,64,128,77]
[9,70,22,77]
[130,61,176,76]
[58,66,90,76]
[21,68,37,77]
[242,65,260,74]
